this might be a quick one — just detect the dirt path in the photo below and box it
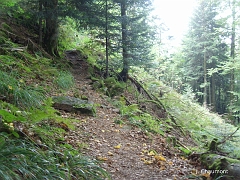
[62,50,202,180]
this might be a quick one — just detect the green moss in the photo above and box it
[201,154,240,165]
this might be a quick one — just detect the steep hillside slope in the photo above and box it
[59,50,204,180]
[1,16,230,180]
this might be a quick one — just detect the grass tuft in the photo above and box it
[0,133,110,180]
[55,71,75,90]
[0,70,45,109]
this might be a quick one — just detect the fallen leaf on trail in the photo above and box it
[58,122,69,131]
[148,150,156,156]
[191,169,197,174]
[81,119,87,123]
[160,166,166,170]
[181,156,187,160]
[96,156,108,161]
[154,155,166,162]
[168,161,173,165]
[114,144,122,149]
[144,160,153,165]
[101,130,105,132]
[178,171,185,175]
[94,139,100,143]
[108,151,113,156]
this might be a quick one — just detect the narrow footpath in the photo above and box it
[61,50,203,180]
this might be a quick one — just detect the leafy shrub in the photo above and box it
[54,71,75,90]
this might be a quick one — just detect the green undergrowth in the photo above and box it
[131,67,240,159]
[25,98,75,145]
[92,76,125,97]
[0,98,71,145]
[161,91,240,158]
[0,70,45,109]
[77,38,105,67]
[0,96,109,179]
[0,28,74,108]
[0,133,110,180]
[111,97,173,136]
[54,71,75,91]
[0,19,109,179]
[58,18,90,54]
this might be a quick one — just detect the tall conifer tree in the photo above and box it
[116,0,154,81]
[182,0,228,110]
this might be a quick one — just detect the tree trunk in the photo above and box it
[203,49,207,107]
[211,75,216,111]
[230,0,236,118]
[105,0,109,78]
[119,0,129,82]
[43,0,59,56]
[38,0,43,47]
[209,80,211,107]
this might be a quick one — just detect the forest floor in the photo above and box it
[59,50,205,180]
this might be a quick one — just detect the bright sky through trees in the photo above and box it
[153,0,196,46]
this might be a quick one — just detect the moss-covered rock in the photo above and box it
[52,96,96,116]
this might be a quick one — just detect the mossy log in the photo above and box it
[52,96,95,116]
[200,153,240,179]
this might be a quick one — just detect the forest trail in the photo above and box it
[61,50,202,180]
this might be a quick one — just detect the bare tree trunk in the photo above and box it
[208,81,211,107]
[38,0,43,47]
[43,0,59,56]
[203,49,207,107]
[119,0,129,82]
[230,0,236,117]
[211,75,216,111]
[105,0,109,78]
